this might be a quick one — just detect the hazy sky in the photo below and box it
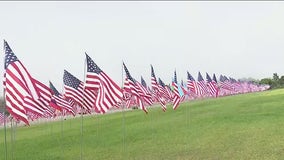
[1,1,284,93]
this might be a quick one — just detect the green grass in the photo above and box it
[1,89,284,160]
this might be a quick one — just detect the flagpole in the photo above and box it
[14,120,17,159]
[60,88,65,158]
[10,118,15,160]
[80,96,84,160]
[96,109,100,158]
[3,40,8,160]
[3,111,8,160]
[184,81,190,156]
[121,60,126,159]
[58,81,69,157]
[80,54,87,160]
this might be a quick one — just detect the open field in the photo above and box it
[1,89,284,160]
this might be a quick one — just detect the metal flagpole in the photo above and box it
[96,110,100,158]
[10,118,14,160]
[3,40,8,160]
[60,102,65,158]
[3,111,8,160]
[60,83,67,158]
[80,107,84,160]
[80,54,87,160]
[121,61,126,159]
[13,120,17,160]
[183,90,190,156]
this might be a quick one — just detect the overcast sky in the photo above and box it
[1,1,284,93]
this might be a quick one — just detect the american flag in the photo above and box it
[122,78,133,108]
[220,75,237,96]
[140,76,147,89]
[138,76,153,106]
[23,95,47,117]
[230,77,242,93]
[63,70,93,112]
[23,84,55,119]
[3,40,45,125]
[150,65,166,111]
[32,79,55,117]
[158,78,172,102]
[84,53,123,113]
[212,73,218,83]
[151,65,159,90]
[187,71,198,97]
[142,76,157,103]
[48,83,63,112]
[49,81,76,116]
[123,62,148,113]
[219,75,234,91]
[122,78,132,100]
[197,72,209,97]
[172,70,181,110]
[180,80,188,95]
[180,80,188,101]
[206,73,219,97]
[140,76,153,106]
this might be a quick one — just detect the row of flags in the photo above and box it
[2,40,270,126]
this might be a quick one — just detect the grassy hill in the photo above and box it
[1,89,284,160]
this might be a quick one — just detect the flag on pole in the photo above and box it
[206,73,219,97]
[63,70,93,112]
[212,73,218,83]
[49,81,76,116]
[158,78,172,102]
[187,71,198,97]
[197,72,209,97]
[140,76,154,106]
[172,70,181,110]
[123,62,149,113]
[150,65,166,111]
[84,53,123,113]
[3,40,51,125]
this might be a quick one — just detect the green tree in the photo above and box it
[279,76,284,86]
[273,73,279,82]
[260,78,273,85]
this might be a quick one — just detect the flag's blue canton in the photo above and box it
[224,76,229,81]
[49,81,60,96]
[173,71,177,83]
[230,78,237,83]
[181,80,184,87]
[212,74,217,83]
[86,53,102,74]
[123,63,135,82]
[63,70,81,89]
[206,73,212,82]
[141,76,147,88]
[4,40,19,69]
[187,72,195,81]
[198,72,204,81]
[151,65,156,79]
[158,78,165,87]
[219,75,224,82]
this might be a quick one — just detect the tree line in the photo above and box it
[259,73,284,89]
